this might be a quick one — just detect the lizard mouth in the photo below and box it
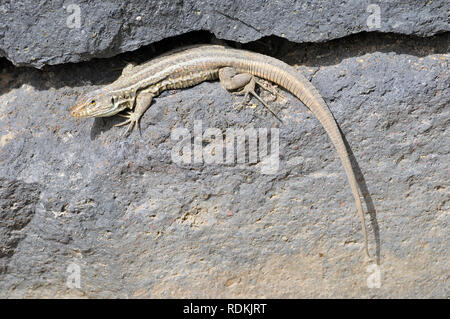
[69,103,89,118]
[70,102,127,118]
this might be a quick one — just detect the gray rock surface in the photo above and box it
[0,0,449,68]
[0,31,448,297]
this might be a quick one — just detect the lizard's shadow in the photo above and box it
[90,116,127,140]
[340,128,381,265]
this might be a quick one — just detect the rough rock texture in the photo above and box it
[0,0,449,68]
[0,31,448,298]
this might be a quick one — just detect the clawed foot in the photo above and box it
[233,79,283,123]
[115,111,141,136]
[255,79,281,101]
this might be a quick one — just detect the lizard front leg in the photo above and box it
[115,90,154,136]
[218,67,282,122]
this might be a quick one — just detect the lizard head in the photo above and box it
[70,89,129,118]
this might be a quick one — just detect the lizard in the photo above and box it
[70,44,370,259]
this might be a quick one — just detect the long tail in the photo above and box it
[242,57,370,258]
[288,69,370,258]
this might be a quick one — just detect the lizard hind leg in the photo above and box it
[115,91,154,136]
[218,67,282,123]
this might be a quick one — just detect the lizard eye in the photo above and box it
[90,100,96,105]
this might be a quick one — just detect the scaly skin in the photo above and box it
[70,45,370,258]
